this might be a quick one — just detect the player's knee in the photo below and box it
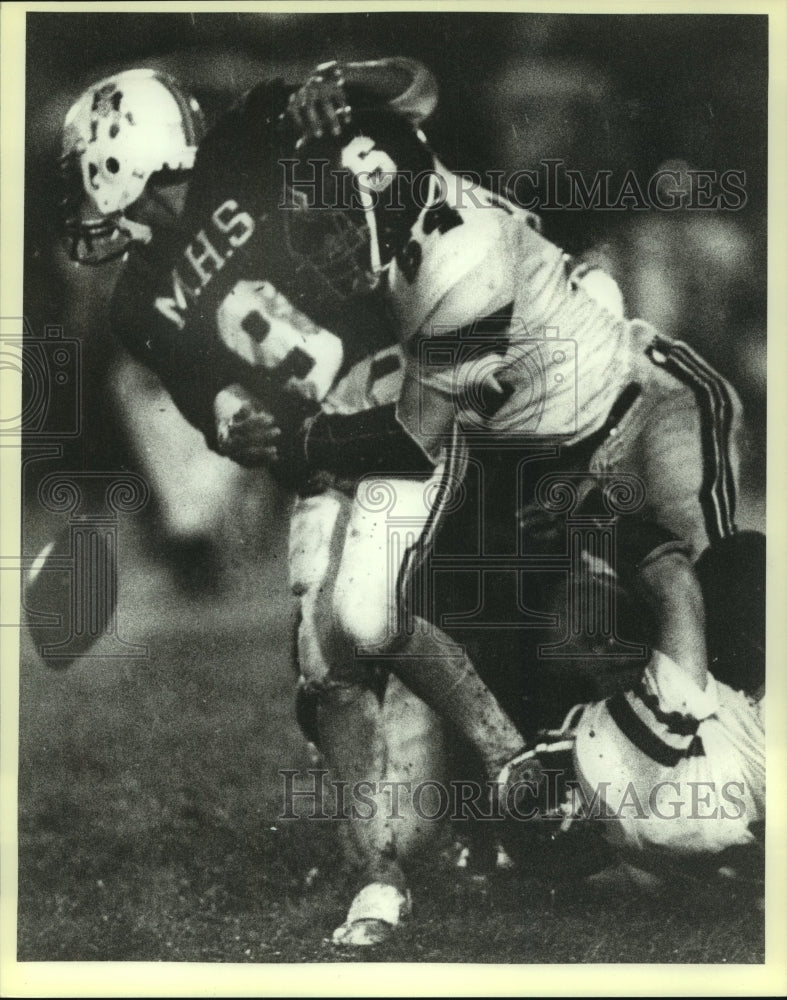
[646,547,704,599]
[330,586,400,655]
[639,547,707,626]
[299,592,385,691]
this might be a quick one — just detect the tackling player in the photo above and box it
[229,72,764,846]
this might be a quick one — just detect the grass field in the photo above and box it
[16,518,765,966]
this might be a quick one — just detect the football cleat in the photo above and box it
[331,882,412,947]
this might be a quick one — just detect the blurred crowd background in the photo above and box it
[23,11,767,597]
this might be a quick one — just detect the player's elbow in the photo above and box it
[641,548,704,608]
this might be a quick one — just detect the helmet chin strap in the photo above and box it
[357,186,384,284]
[116,215,152,245]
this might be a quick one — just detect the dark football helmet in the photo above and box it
[59,69,205,265]
[281,107,435,309]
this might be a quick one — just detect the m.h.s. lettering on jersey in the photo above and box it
[154,198,255,329]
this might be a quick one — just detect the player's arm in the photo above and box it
[219,400,435,487]
[224,327,504,482]
[609,507,709,690]
[110,254,251,453]
[287,57,438,140]
[635,548,708,690]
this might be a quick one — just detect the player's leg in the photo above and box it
[296,664,451,947]
[110,350,252,592]
[328,673,451,946]
[612,325,745,561]
[290,489,451,945]
[328,475,527,782]
[607,330,765,695]
[587,325,753,689]
[290,492,407,919]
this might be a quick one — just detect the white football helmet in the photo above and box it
[60,68,205,264]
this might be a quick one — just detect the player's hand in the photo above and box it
[287,60,352,142]
[214,385,282,467]
[220,407,283,467]
[214,385,330,493]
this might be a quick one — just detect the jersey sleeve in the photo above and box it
[572,651,762,857]
[304,402,435,481]
[183,79,291,220]
[343,57,438,125]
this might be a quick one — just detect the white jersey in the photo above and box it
[571,651,764,859]
[390,162,631,447]
[322,344,405,415]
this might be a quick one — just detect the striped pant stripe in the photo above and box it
[655,339,737,544]
[396,421,469,631]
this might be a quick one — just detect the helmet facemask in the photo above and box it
[281,109,434,308]
[282,183,378,307]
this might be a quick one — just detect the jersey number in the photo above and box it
[397,203,463,285]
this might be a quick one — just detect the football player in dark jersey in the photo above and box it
[76,58,476,947]
[57,66,255,592]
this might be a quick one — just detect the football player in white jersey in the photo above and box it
[230,72,763,855]
[506,523,764,881]
[208,69,650,942]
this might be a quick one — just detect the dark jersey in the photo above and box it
[111,79,396,451]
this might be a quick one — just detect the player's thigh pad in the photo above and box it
[331,476,436,652]
[289,490,349,688]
